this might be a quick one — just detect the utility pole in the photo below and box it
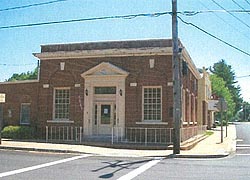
[172,0,181,154]
[220,98,223,143]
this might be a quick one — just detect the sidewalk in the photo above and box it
[0,125,236,158]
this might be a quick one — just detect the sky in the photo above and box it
[0,0,249,103]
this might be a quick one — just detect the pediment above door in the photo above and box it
[81,62,129,78]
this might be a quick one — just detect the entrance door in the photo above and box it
[94,102,115,135]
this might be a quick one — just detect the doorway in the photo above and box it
[93,102,116,135]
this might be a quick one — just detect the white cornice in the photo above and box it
[182,48,201,79]
[33,47,172,60]
[0,80,39,85]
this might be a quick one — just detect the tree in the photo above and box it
[6,67,38,82]
[211,60,243,114]
[210,74,236,119]
[241,101,250,121]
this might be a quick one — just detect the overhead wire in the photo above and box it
[0,12,171,30]
[178,16,250,57]
[211,0,250,30]
[0,63,37,66]
[0,6,249,58]
[0,0,67,12]
[197,0,250,41]
[232,0,250,16]
[245,0,250,6]
[236,75,250,78]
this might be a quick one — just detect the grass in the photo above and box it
[205,131,214,136]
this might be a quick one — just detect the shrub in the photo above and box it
[1,126,36,139]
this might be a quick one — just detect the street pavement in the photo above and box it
[0,125,236,158]
[2,124,250,180]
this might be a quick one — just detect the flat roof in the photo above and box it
[41,39,173,52]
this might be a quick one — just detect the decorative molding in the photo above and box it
[167,82,173,87]
[130,83,137,87]
[33,47,172,60]
[149,58,155,68]
[43,84,49,88]
[60,62,65,70]
[74,84,81,88]
[0,80,39,85]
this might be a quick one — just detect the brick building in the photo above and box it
[0,39,205,145]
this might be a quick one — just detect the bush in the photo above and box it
[1,126,36,139]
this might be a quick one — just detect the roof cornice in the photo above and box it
[33,47,172,60]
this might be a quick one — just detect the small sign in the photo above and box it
[0,93,5,103]
[130,83,137,87]
[104,108,109,114]
[208,100,219,111]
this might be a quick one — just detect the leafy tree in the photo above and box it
[240,101,250,121]
[6,67,38,82]
[210,74,236,119]
[211,59,243,114]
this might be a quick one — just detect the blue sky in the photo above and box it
[0,0,249,102]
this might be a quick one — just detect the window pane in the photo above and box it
[143,87,161,121]
[95,87,116,94]
[20,104,30,124]
[101,105,111,124]
[54,89,70,120]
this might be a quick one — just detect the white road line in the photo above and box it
[117,158,163,180]
[0,154,91,178]
[237,144,250,147]
[236,154,250,156]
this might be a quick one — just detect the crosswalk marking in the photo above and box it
[117,157,163,180]
[0,154,91,178]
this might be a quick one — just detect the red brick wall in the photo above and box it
[38,55,174,129]
[0,81,39,127]
[0,54,199,133]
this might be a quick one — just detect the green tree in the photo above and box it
[6,67,38,82]
[210,74,236,119]
[241,101,250,121]
[211,59,243,114]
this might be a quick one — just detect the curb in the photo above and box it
[171,154,229,159]
[0,145,230,159]
[0,146,82,154]
[180,135,209,150]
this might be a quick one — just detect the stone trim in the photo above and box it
[33,47,172,60]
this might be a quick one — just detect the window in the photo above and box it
[20,103,30,124]
[143,87,162,121]
[94,87,116,94]
[0,104,3,127]
[54,88,70,120]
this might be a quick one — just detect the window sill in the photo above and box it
[20,123,30,125]
[183,122,188,125]
[47,120,74,123]
[136,121,168,125]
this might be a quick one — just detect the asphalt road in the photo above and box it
[1,122,250,180]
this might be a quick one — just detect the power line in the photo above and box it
[181,9,250,16]
[178,16,250,57]
[211,0,250,30]
[0,12,171,30]
[236,75,250,78]
[0,0,67,12]
[232,0,250,16]
[245,0,250,6]
[197,0,250,41]
[0,63,36,66]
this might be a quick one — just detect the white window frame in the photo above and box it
[53,87,70,121]
[20,103,31,125]
[142,86,162,122]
